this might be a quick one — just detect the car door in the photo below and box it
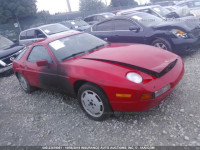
[112,19,145,44]
[23,45,58,89]
[91,20,115,42]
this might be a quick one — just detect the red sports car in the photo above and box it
[13,32,184,121]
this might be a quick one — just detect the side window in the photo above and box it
[96,15,105,21]
[187,2,194,8]
[26,30,36,39]
[93,20,113,31]
[114,19,135,31]
[27,46,52,63]
[20,31,27,40]
[35,30,46,38]
[84,17,90,22]
[90,16,97,21]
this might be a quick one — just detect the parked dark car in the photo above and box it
[0,35,25,76]
[154,1,177,6]
[60,19,91,31]
[84,12,115,25]
[86,12,200,54]
[117,5,180,19]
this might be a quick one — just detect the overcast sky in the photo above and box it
[36,0,111,14]
[36,0,150,14]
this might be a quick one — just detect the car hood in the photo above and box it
[0,45,25,59]
[76,25,91,31]
[153,16,200,31]
[82,43,179,76]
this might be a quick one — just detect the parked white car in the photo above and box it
[175,0,200,18]
[19,23,76,46]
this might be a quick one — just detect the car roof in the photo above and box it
[176,0,196,5]
[85,12,114,18]
[20,23,63,33]
[33,31,82,45]
[106,11,148,20]
[117,5,160,14]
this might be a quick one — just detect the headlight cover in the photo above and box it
[172,29,188,38]
[126,72,143,84]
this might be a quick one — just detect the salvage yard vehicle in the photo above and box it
[13,32,184,121]
[0,35,25,76]
[175,0,200,18]
[86,12,200,54]
[60,19,91,31]
[117,5,184,19]
[84,12,115,25]
[154,1,178,6]
[19,23,74,46]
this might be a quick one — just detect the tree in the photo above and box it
[110,0,138,7]
[79,0,106,11]
[0,0,37,24]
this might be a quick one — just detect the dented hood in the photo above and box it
[83,43,179,77]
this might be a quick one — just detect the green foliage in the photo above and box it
[79,0,106,11]
[110,0,138,7]
[0,0,37,24]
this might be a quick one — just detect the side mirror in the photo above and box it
[36,60,49,67]
[129,26,140,32]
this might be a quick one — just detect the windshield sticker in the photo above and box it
[71,22,75,25]
[132,16,142,20]
[44,30,50,33]
[49,40,65,51]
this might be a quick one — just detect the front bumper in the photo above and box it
[171,37,200,53]
[0,65,13,75]
[109,58,184,112]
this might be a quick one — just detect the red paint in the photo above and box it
[13,33,184,112]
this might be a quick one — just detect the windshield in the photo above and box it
[152,6,171,17]
[132,13,163,27]
[0,36,14,50]
[49,33,107,62]
[69,20,89,28]
[40,24,70,35]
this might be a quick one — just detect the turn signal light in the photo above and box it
[116,94,132,98]
[140,93,153,100]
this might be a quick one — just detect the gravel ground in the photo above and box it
[0,50,200,146]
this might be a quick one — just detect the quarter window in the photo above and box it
[27,46,52,63]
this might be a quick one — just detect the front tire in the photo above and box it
[18,73,34,93]
[152,38,172,51]
[78,83,112,121]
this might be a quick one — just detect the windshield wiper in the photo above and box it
[62,51,86,61]
[87,44,108,53]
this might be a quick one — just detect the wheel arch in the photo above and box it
[73,80,113,112]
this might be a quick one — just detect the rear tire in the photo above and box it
[18,73,35,93]
[78,83,112,121]
[152,38,172,51]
